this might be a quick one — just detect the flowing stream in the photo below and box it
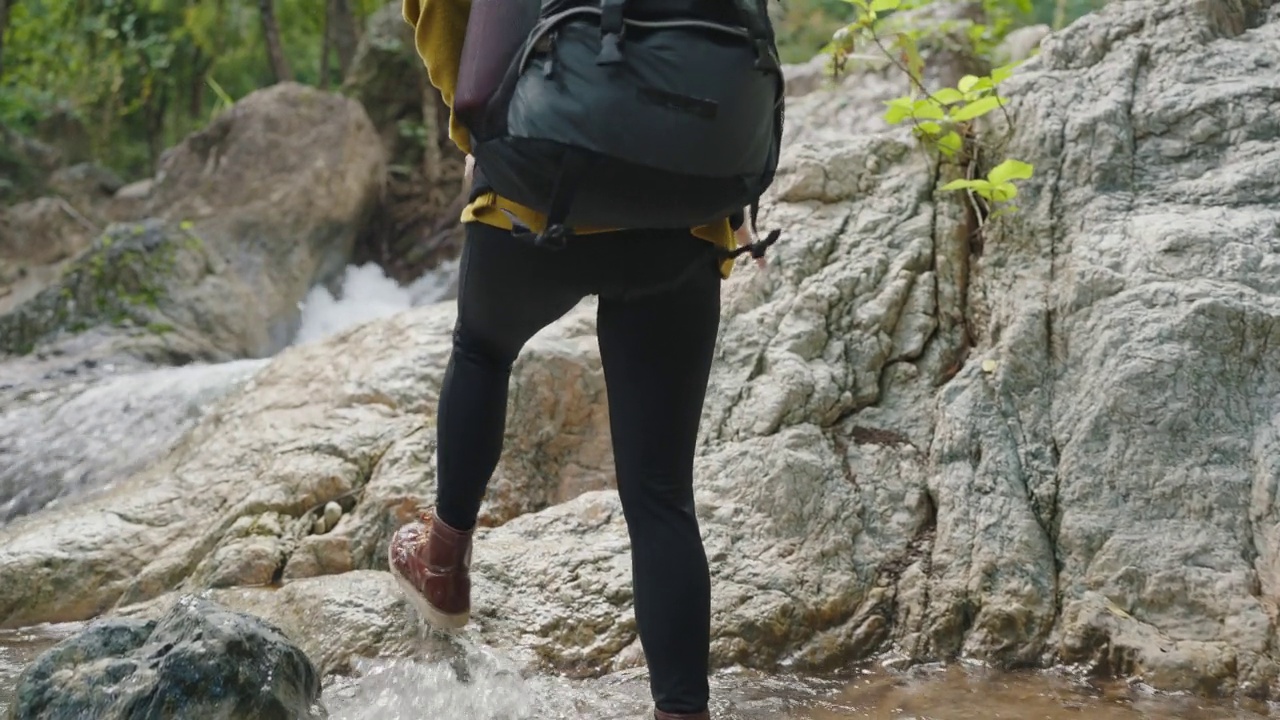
[0,262,457,526]
[2,621,1274,719]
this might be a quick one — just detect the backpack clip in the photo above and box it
[597,0,626,65]
[753,40,780,73]
[533,224,572,251]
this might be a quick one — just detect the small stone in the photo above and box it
[312,517,328,535]
[323,501,342,531]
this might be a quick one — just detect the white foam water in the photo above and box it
[293,261,459,346]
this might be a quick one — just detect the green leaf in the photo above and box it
[991,63,1018,84]
[991,182,1018,202]
[932,88,964,105]
[911,99,946,120]
[987,159,1035,186]
[917,121,943,135]
[884,105,911,125]
[964,78,996,99]
[941,178,992,193]
[952,95,1006,122]
[957,75,980,93]
[937,131,963,157]
[870,0,901,11]
[884,97,913,124]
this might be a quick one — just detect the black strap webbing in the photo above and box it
[731,0,780,72]
[598,0,626,64]
[508,151,592,251]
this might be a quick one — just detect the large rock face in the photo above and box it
[0,82,384,364]
[0,0,1278,704]
[0,82,384,522]
[0,301,612,628]
[976,0,1280,695]
[10,596,320,720]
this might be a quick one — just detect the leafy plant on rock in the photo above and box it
[826,0,1038,228]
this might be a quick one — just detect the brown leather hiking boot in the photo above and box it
[388,508,473,629]
[655,710,710,720]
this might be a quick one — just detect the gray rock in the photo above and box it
[0,301,613,629]
[993,24,1051,66]
[461,0,1280,694]
[0,125,60,204]
[0,81,383,522]
[342,3,422,160]
[46,163,125,206]
[783,55,833,99]
[10,596,320,720]
[1,82,385,364]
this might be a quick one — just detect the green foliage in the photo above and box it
[771,0,858,64]
[0,0,383,178]
[823,0,1067,223]
[0,0,1111,185]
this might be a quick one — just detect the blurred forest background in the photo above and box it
[0,0,1107,189]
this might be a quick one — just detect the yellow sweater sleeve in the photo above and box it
[402,0,473,155]
[401,0,736,277]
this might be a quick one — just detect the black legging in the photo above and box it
[434,220,720,714]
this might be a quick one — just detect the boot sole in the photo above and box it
[387,546,471,631]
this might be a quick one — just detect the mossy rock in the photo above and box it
[0,219,205,356]
[0,125,61,205]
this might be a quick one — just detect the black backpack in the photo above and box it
[457,0,785,259]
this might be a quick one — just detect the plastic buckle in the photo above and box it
[534,225,571,251]
[597,32,624,65]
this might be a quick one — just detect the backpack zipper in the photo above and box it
[518,8,754,75]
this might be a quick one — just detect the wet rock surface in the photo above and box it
[9,596,319,720]
[0,358,266,524]
[0,301,610,629]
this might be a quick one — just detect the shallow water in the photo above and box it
[323,652,1277,720]
[2,622,1274,720]
[0,623,84,716]
[0,358,268,524]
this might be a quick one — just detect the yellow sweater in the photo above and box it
[401,0,737,278]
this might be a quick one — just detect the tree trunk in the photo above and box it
[420,76,443,185]
[1053,0,1069,29]
[328,0,359,81]
[189,48,208,118]
[257,0,292,83]
[147,86,170,171]
[319,0,331,88]
[0,0,13,80]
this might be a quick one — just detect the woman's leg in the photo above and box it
[434,222,585,531]
[596,243,721,715]
[390,221,585,630]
